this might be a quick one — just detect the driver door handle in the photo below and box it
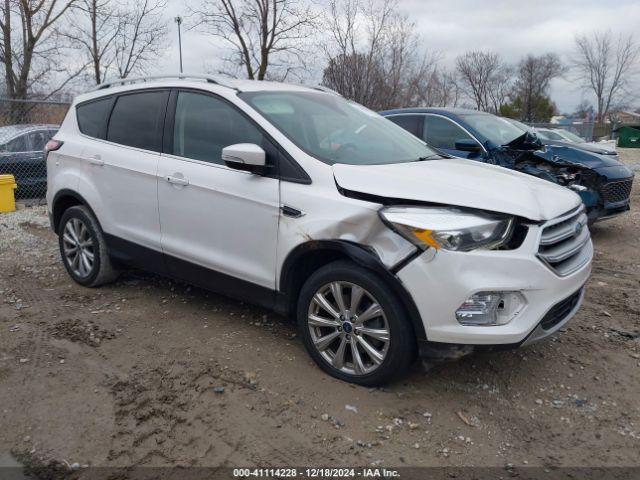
[167,175,189,186]
[88,154,104,166]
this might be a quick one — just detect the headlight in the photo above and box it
[379,206,514,252]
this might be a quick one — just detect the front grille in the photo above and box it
[538,207,591,276]
[600,178,633,205]
[540,287,583,330]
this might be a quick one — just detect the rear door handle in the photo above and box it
[167,175,189,186]
[88,154,104,166]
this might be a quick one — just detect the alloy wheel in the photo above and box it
[62,218,95,278]
[307,281,390,376]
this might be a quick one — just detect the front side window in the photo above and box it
[28,130,50,151]
[107,91,168,151]
[77,97,112,138]
[423,115,475,150]
[239,91,438,165]
[172,91,263,165]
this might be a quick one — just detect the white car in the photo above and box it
[535,127,618,156]
[45,74,592,385]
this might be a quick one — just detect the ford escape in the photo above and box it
[46,75,593,385]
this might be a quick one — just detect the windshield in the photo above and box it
[239,91,439,165]
[460,113,526,146]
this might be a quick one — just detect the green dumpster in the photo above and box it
[615,125,640,148]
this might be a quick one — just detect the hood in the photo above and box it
[542,140,618,158]
[333,158,581,222]
[590,164,634,180]
[541,144,624,168]
[501,139,622,169]
[501,133,623,169]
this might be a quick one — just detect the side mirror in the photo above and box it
[454,138,482,153]
[222,143,266,174]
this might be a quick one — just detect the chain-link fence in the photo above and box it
[0,98,70,200]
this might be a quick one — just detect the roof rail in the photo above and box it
[94,73,240,92]
[308,85,342,96]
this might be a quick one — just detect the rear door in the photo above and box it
[0,133,34,197]
[157,89,280,296]
[386,114,424,138]
[78,90,169,265]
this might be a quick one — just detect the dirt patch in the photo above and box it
[0,148,639,470]
[18,221,56,241]
[10,450,73,480]
[49,319,116,347]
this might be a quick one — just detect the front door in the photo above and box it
[157,90,280,300]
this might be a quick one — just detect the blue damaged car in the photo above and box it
[380,108,634,222]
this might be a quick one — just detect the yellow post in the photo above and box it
[0,174,17,213]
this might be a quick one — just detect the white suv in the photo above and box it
[46,74,593,385]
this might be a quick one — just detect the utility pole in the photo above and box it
[175,16,183,73]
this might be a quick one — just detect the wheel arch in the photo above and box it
[279,240,427,342]
[51,189,96,234]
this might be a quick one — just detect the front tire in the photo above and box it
[58,205,119,287]
[297,261,416,386]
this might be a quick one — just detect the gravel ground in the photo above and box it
[0,149,639,475]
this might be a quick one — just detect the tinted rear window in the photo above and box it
[107,91,168,151]
[77,98,112,138]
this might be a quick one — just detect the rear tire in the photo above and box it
[297,261,416,386]
[58,205,119,287]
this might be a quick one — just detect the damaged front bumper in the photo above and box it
[587,166,634,222]
[395,219,593,349]
[487,144,634,223]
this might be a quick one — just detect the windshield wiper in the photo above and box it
[414,154,443,161]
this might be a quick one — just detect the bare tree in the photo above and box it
[59,0,166,85]
[487,64,513,114]
[573,31,640,124]
[410,68,459,107]
[434,70,461,107]
[60,0,120,84]
[0,0,78,100]
[321,0,388,107]
[572,99,594,119]
[113,0,167,79]
[455,50,512,113]
[322,0,439,110]
[190,0,317,81]
[511,53,564,122]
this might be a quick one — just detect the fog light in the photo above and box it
[456,291,526,326]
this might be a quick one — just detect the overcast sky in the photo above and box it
[155,0,640,113]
